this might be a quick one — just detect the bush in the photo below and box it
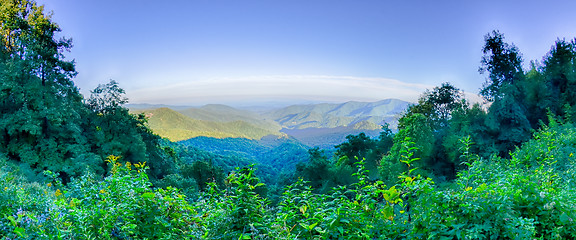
[58,155,204,239]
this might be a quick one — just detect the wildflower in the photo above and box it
[3,187,7,191]
[99,189,106,194]
[544,201,556,210]
[55,189,62,197]
[47,183,52,187]
[126,162,132,170]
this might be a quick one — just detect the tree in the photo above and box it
[542,39,576,117]
[335,133,377,166]
[485,84,532,156]
[0,0,90,181]
[85,80,174,180]
[86,79,128,114]
[476,31,533,157]
[295,147,334,192]
[382,113,434,180]
[522,62,550,127]
[180,160,225,192]
[443,103,492,168]
[0,1,174,182]
[389,83,466,179]
[407,82,465,129]
[479,30,524,101]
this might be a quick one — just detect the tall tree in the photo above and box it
[479,30,524,101]
[479,31,531,156]
[0,1,173,182]
[0,0,89,180]
[542,39,576,117]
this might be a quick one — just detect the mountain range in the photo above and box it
[128,99,410,147]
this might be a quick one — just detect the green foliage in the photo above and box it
[443,103,493,165]
[0,156,204,239]
[335,133,377,167]
[179,136,309,195]
[180,160,225,192]
[479,30,524,101]
[294,147,335,192]
[0,2,173,183]
[7,3,576,238]
[59,155,203,239]
[4,122,576,239]
[542,39,576,118]
[408,82,466,128]
[0,159,60,239]
[197,165,270,239]
[0,0,90,182]
[381,114,434,184]
[273,159,405,239]
[485,84,532,157]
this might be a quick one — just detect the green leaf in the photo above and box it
[5,215,17,226]
[239,234,252,240]
[308,222,318,231]
[560,212,571,223]
[142,192,155,199]
[14,227,26,237]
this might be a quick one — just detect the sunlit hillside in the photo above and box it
[131,107,284,141]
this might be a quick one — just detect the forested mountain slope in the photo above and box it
[130,99,409,146]
[131,107,284,141]
[179,136,309,173]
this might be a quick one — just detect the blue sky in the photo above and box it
[37,0,576,106]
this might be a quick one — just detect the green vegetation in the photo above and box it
[0,0,171,184]
[129,100,407,149]
[4,1,576,239]
[131,107,284,141]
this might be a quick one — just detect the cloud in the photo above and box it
[126,75,434,106]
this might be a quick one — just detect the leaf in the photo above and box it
[239,234,252,240]
[299,205,307,215]
[6,215,17,226]
[383,205,394,221]
[142,192,155,199]
[560,212,571,223]
[14,227,26,237]
[309,222,318,230]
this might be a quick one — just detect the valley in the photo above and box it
[129,98,409,147]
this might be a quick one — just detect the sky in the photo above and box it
[36,0,576,107]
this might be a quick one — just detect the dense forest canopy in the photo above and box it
[3,1,576,239]
[0,0,173,183]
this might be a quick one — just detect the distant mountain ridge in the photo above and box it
[128,99,410,146]
[263,99,409,130]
